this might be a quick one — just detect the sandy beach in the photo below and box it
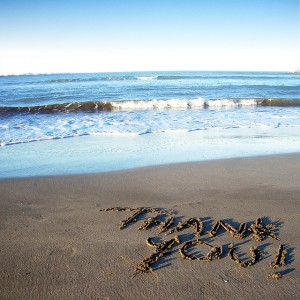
[0,154,299,299]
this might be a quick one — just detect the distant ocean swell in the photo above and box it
[45,74,293,82]
[2,74,298,84]
[1,98,300,114]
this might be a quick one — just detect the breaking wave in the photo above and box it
[1,98,300,115]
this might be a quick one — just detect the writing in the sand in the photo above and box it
[100,207,288,280]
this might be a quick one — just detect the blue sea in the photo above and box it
[0,71,300,178]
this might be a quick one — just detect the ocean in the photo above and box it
[0,71,300,178]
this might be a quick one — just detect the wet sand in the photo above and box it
[0,154,299,299]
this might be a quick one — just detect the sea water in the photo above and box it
[0,71,299,178]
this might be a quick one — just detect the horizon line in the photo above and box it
[1,69,298,76]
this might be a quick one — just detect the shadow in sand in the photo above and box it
[284,245,295,265]
[279,268,295,276]
[257,242,273,261]
[152,256,176,271]
[202,216,214,235]
[175,233,195,244]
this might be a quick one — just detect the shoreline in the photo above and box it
[1,127,300,179]
[1,152,300,180]
[0,154,299,299]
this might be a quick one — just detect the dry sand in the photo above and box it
[0,154,299,299]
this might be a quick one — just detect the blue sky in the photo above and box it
[0,0,299,74]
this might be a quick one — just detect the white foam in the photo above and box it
[204,98,261,108]
[110,98,260,110]
[187,98,206,107]
[135,76,158,80]
[238,99,258,106]
[111,98,205,110]
[206,99,236,107]
[90,132,138,136]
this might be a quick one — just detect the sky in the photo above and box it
[0,0,299,74]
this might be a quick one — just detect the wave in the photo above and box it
[40,74,296,83]
[0,101,113,114]
[1,98,300,115]
[135,76,158,80]
[2,72,295,85]
[46,75,160,83]
[45,78,99,83]
[156,75,291,80]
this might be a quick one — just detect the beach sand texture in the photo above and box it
[0,154,299,299]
